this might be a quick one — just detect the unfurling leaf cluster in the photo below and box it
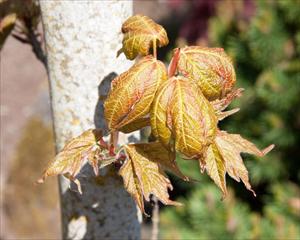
[39,15,274,214]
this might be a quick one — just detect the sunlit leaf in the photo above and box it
[167,76,217,158]
[216,130,274,157]
[150,80,175,148]
[202,143,227,198]
[212,88,243,120]
[133,142,189,181]
[119,155,144,212]
[120,143,181,213]
[118,14,169,60]
[104,56,167,131]
[118,117,150,134]
[38,129,115,193]
[176,46,236,100]
[214,130,274,196]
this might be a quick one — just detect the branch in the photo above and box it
[26,26,47,68]
[151,196,159,240]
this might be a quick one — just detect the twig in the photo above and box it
[11,33,30,44]
[12,18,48,69]
[26,25,47,68]
[151,196,159,240]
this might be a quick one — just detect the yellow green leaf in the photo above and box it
[176,46,236,100]
[150,79,176,148]
[132,142,189,181]
[211,88,243,120]
[119,14,169,60]
[120,143,181,213]
[104,56,167,131]
[38,129,115,192]
[118,117,150,134]
[216,130,274,157]
[119,156,144,212]
[202,143,227,198]
[215,130,274,196]
[167,76,218,159]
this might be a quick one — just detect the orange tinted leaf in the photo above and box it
[119,156,144,212]
[216,130,274,157]
[177,46,236,100]
[215,130,274,196]
[150,80,175,148]
[104,56,167,131]
[118,117,150,134]
[119,15,169,60]
[120,144,181,213]
[132,142,189,181]
[212,88,243,120]
[38,129,115,192]
[217,108,240,121]
[202,143,227,198]
[167,77,217,158]
[212,88,243,112]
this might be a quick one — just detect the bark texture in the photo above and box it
[39,1,141,239]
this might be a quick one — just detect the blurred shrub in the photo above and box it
[161,0,300,239]
[161,183,300,240]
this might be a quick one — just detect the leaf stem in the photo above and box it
[109,131,119,156]
[153,40,157,59]
[168,48,180,77]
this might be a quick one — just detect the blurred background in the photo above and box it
[1,0,299,239]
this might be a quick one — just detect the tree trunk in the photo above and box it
[39,1,141,239]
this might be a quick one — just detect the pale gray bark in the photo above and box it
[39,1,141,239]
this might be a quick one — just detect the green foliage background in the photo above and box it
[161,1,300,239]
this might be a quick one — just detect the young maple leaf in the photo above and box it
[151,76,218,159]
[150,79,176,149]
[174,46,236,101]
[212,88,244,120]
[119,142,186,213]
[37,129,114,194]
[118,117,150,134]
[200,130,274,198]
[118,14,169,60]
[104,55,167,132]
